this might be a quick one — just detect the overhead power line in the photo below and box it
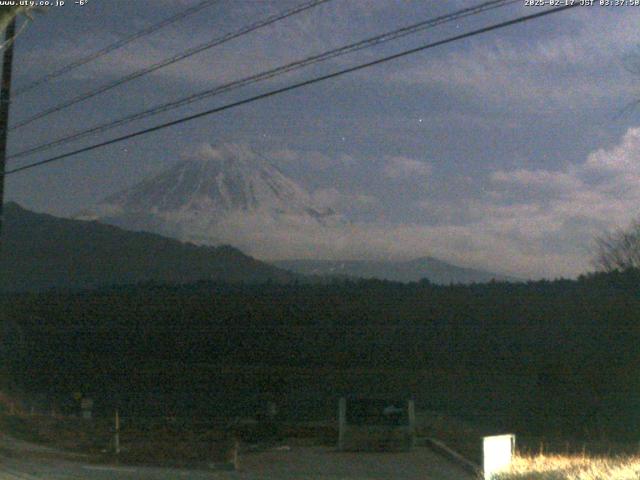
[13,0,220,97]
[8,0,519,161]
[4,4,579,177]
[10,0,333,130]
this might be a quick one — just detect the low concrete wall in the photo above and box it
[423,438,481,476]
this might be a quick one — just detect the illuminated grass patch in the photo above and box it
[494,454,640,480]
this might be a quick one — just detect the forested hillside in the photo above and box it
[0,203,295,291]
[2,270,639,440]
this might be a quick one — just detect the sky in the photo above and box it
[4,0,640,279]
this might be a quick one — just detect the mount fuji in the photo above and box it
[77,143,343,258]
[77,143,515,284]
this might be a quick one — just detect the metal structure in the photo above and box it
[338,397,416,451]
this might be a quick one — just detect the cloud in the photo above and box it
[489,169,584,194]
[268,148,347,170]
[478,126,640,263]
[54,0,419,92]
[383,155,431,179]
[404,125,640,278]
[195,212,579,280]
[487,126,640,226]
[384,11,640,111]
[585,126,640,176]
[311,187,380,212]
[165,128,640,280]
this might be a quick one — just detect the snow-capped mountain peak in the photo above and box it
[77,143,342,255]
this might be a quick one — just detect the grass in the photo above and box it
[115,429,236,467]
[0,413,111,453]
[0,413,337,467]
[6,409,640,478]
[494,453,640,480]
[413,411,640,479]
[0,413,237,466]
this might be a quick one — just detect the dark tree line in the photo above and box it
[2,270,640,439]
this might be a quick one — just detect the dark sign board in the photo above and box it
[346,398,408,426]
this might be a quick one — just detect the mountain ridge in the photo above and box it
[274,257,518,284]
[0,202,296,292]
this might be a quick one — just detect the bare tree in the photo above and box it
[593,219,640,272]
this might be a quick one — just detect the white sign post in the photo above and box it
[483,434,515,479]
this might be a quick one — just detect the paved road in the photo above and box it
[235,445,475,479]
[0,456,223,480]
[0,435,474,479]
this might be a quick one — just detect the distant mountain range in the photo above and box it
[0,202,295,292]
[72,143,517,284]
[274,257,518,284]
[2,144,517,290]
[1,203,516,291]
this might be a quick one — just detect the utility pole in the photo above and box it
[0,18,16,245]
[114,409,120,455]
